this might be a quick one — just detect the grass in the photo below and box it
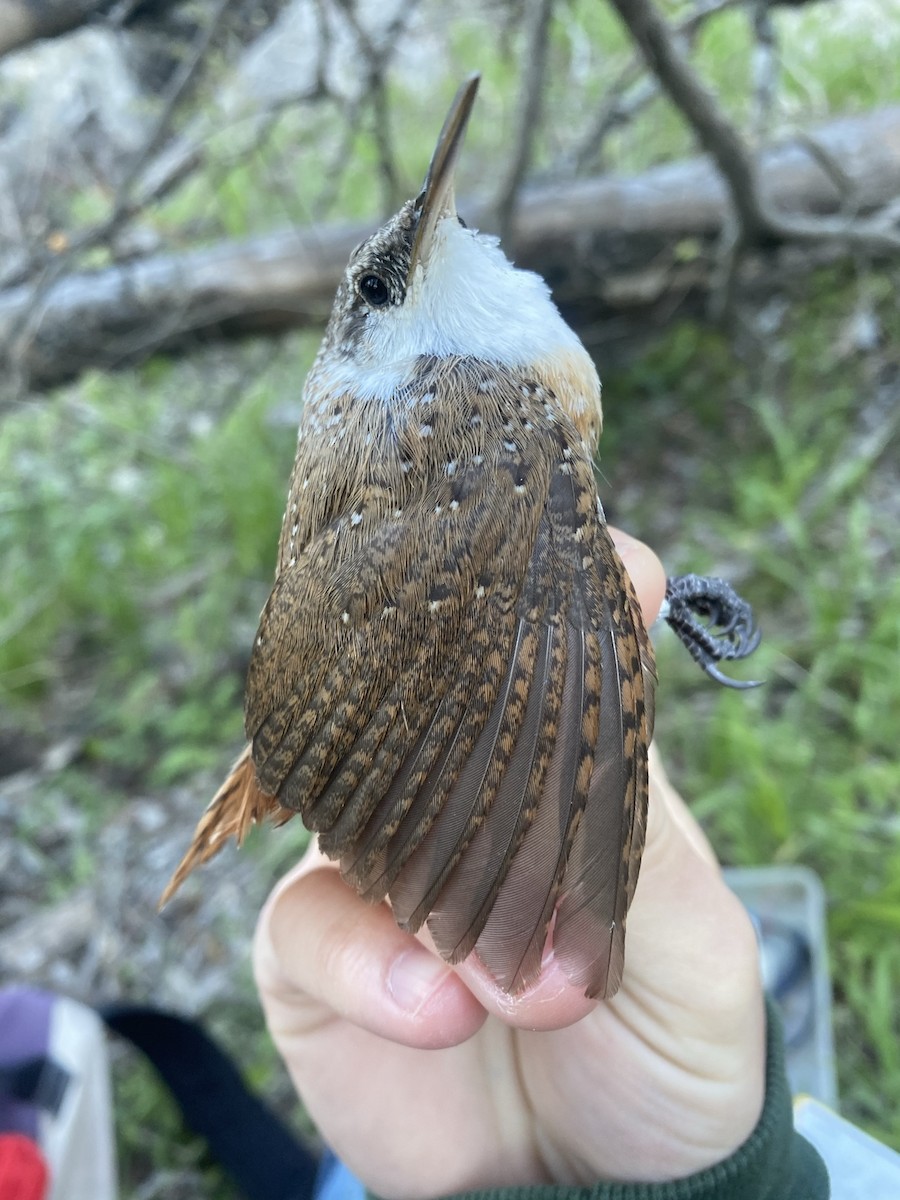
[2,0,900,1191]
[603,266,900,1147]
[0,339,314,765]
[3,261,897,1167]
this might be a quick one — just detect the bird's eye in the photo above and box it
[358,274,391,307]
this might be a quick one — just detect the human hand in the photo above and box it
[253,529,765,1199]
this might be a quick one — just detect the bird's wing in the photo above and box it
[404,410,656,999]
[243,359,654,998]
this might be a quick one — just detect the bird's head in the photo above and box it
[311,75,602,449]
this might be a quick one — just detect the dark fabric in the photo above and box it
[102,995,829,1200]
[101,1004,319,1200]
[383,999,830,1200]
[0,1059,69,1117]
[0,988,57,1139]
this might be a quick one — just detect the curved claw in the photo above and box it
[740,624,763,659]
[664,573,764,689]
[702,660,765,690]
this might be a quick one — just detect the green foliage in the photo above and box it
[776,0,900,112]
[0,336,316,784]
[4,0,900,1188]
[606,266,900,1147]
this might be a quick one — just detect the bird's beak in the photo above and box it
[408,73,480,282]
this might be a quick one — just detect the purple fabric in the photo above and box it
[0,986,54,1139]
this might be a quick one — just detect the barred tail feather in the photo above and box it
[159,746,285,908]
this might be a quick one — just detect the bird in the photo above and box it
[162,75,760,1000]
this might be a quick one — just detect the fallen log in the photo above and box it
[0,1,109,58]
[2,105,899,388]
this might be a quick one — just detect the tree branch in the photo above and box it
[0,0,185,59]
[0,1,107,58]
[607,0,769,240]
[606,0,900,253]
[2,105,898,390]
[6,0,242,388]
[573,0,740,173]
[494,0,556,242]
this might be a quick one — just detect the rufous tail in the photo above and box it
[159,745,287,908]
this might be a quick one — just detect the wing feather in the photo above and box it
[171,357,655,999]
[472,623,599,991]
[424,618,560,962]
[388,617,535,931]
[352,612,516,903]
[553,535,653,997]
[336,618,495,894]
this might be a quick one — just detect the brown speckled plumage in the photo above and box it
[163,78,657,999]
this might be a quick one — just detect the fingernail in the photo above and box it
[387,947,452,1014]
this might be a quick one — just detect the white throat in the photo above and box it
[389,218,584,367]
[320,218,597,404]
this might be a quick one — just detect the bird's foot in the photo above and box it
[661,574,763,690]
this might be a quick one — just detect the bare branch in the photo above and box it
[333,0,425,213]
[607,0,900,254]
[791,131,855,206]
[494,0,556,242]
[574,0,740,173]
[0,1,107,59]
[3,105,898,391]
[606,0,769,240]
[6,0,242,388]
[750,0,779,143]
[0,0,188,58]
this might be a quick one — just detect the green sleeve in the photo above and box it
[429,999,829,1200]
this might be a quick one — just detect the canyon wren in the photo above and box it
[162,75,760,1000]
